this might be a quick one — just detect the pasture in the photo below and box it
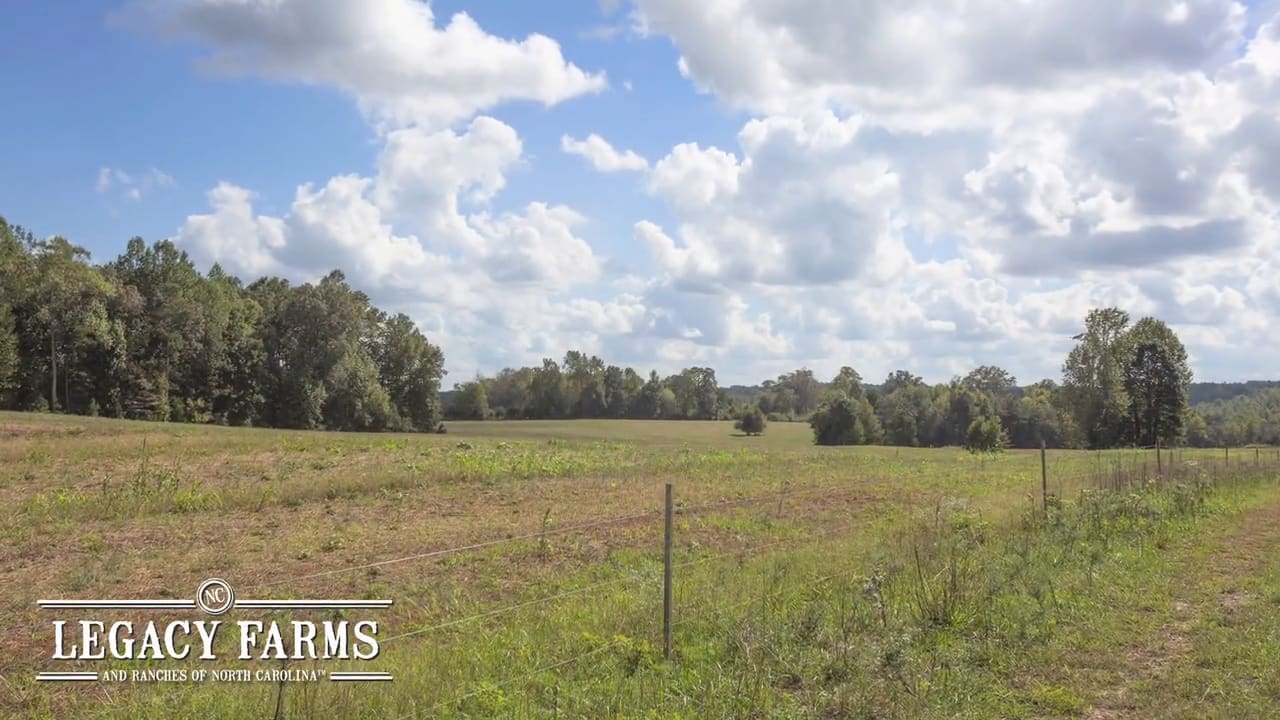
[3,412,1280,718]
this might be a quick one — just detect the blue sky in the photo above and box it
[3,0,1280,385]
[0,1,733,258]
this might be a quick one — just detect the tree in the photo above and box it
[822,365,882,443]
[1193,389,1280,447]
[1009,381,1072,448]
[0,215,448,432]
[564,350,606,417]
[670,367,718,419]
[0,303,16,398]
[734,405,766,436]
[529,359,567,418]
[961,365,1017,398]
[1123,341,1183,446]
[1183,409,1213,447]
[855,396,884,444]
[882,369,924,395]
[28,237,117,413]
[810,397,862,445]
[1120,317,1191,447]
[766,368,822,416]
[450,380,491,420]
[966,415,1004,453]
[1062,308,1132,448]
[372,313,444,430]
[877,383,941,447]
[323,348,393,431]
[485,367,532,419]
[631,371,665,418]
[603,365,630,417]
[657,387,680,419]
[829,366,865,399]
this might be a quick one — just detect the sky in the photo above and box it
[2,0,1279,387]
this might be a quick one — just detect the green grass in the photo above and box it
[3,411,1280,718]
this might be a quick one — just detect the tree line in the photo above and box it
[806,308,1198,450]
[0,217,445,431]
[450,308,1213,452]
[447,357,721,422]
[0,215,1263,449]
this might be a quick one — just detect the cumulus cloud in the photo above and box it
[561,134,649,172]
[609,1,1280,382]
[120,0,606,128]
[633,0,1247,116]
[131,0,1280,382]
[640,111,907,288]
[178,128,599,296]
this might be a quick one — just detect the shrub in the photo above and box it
[734,406,766,436]
[810,398,860,445]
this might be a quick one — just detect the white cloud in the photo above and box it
[633,0,1247,117]
[599,2,1280,383]
[136,0,1280,383]
[122,0,606,128]
[641,111,906,287]
[178,183,287,277]
[561,134,649,172]
[95,166,174,200]
[178,127,599,295]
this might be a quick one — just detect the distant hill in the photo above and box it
[1189,382,1280,406]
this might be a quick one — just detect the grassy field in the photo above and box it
[2,411,1279,718]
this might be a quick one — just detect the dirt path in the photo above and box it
[1084,497,1280,719]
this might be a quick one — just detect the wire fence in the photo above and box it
[237,443,1280,717]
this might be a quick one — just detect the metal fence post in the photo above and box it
[663,482,674,661]
[1040,442,1048,519]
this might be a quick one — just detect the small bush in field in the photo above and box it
[735,407,766,436]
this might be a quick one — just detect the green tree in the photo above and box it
[485,367,532,419]
[0,303,17,398]
[603,365,630,418]
[1009,381,1071,448]
[882,369,924,395]
[877,383,940,447]
[529,359,567,418]
[1120,317,1191,447]
[657,387,680,418]
[966,415,1004,453]
[810,397,862,445]
[765,368,822,416]
[450,380,491,420]
[734,405,766,436]
[829,366,865,399]
[668,367,718,419]
[631,371,664,418]
[372,313,444,430]
[1062,308,1132,448]
[961,365,1017,397]
[323,348,393,431]
[564,350,606,417]
[30,237,116,413]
